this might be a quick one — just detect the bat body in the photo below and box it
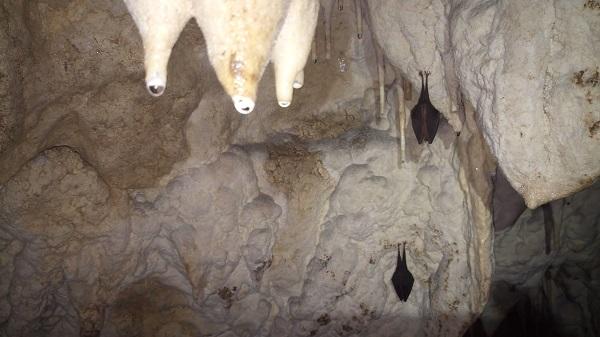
[410,71,441,144]
[391,242,414,302]
[542,203,554,255]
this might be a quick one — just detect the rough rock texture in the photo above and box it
[1,1,596,337]
[367,0,600,208]
[0,0,205,188]
[0,1,498,336]
[482,180,600,337]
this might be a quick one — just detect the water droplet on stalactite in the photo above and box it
[355,0,363,39]
[338,53,348,73]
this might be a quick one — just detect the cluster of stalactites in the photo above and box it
[123,0,319,114]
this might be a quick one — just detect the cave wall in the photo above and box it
[0,1,496,337]
[368,0,600,208]
[0,0,597,337]
[483,180,600,337]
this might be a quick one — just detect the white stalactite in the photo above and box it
[293,70,305,89]
[125,0,302,114]
[311,38,317,64]
[375,44,385,122]
[354,0,362,39]
[396,82,406,165]
[320,0,334,60]
[271,0,319,108]
[122,0,192,97]
[193,1,291,114]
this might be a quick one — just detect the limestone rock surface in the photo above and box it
[367,0,600,208]
[483,181,600,337]
[2,0,597,337]
[0,1,495,337]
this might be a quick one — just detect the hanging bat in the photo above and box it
[542,203,554,255]
[391,242,414,302]
[410,71,441,144]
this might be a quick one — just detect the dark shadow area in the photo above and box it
[463,294,557,337]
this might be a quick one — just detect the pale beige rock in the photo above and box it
[193,1,292,113]
[123,0,193,96]
[4,0,598,337]
[271,0,320,107]
[449,0,600,208]
[368,0,600,208]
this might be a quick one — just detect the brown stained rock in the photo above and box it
[584,0,600,10]
[265,143,330,195]
[264,143,335,289]
[589,120,600,138]
[0,146,111,238]
[0,0,27,155]
[108,279,208,337]
[0,0,204,188]
[21,0,142,113]
[79,305,105,337]
[217,286,237,309]
[292,106,361,141]
[316,313,331,326]
[0,146,134,337]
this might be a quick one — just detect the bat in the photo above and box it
[391,242,414,302]
[410,71,441,144]
[542,204,554,255]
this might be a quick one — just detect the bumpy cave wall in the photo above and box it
[0,1,495,337]
[0,1,596,337]
[368,0,600,208]
[482,180,600,337]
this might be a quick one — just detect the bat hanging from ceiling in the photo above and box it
[411,71,441,144]
[391,242,414,302]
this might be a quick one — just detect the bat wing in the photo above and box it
[425,104,441,144]
[392,267,414,302]
[391,246,415,302]
[411,103,427,144]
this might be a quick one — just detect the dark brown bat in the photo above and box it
[391,242,414,302]
[411,71,441,144]
[542,204,554,255]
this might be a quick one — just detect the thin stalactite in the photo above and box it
[311,38,317,63]
[354,0,363,39]
[375,43,385,122]
[396,81,406,166]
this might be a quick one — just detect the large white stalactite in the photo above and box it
[122,0,193,97]
[124,0,319,114]
[271,0,320,107]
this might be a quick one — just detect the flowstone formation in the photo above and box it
[0,1,596,337]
